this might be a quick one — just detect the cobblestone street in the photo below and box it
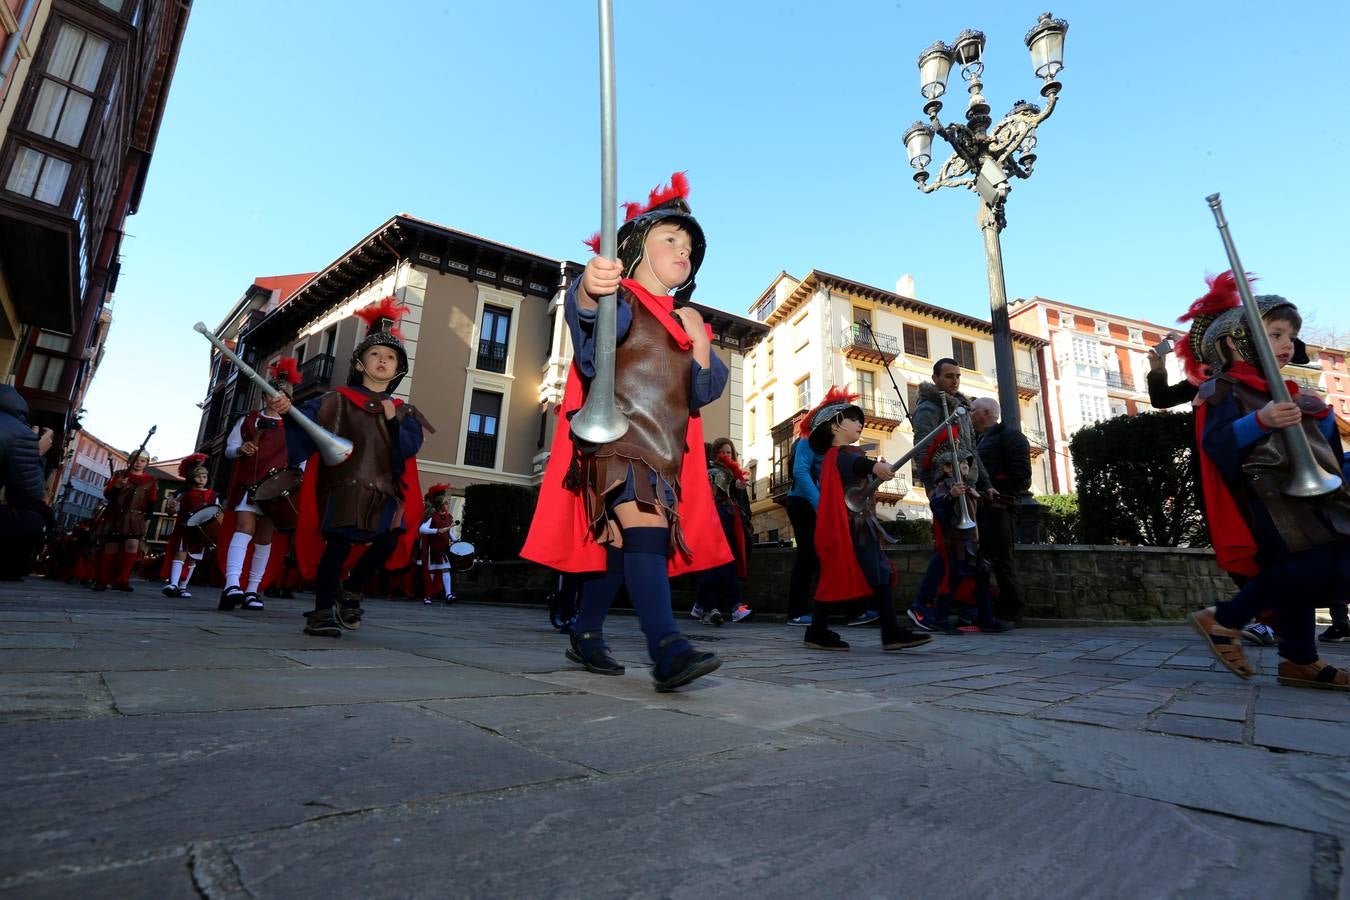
[2,577,1347,898]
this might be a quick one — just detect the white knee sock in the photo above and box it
[226,532,251,587]
[245,543,272,593]
[442,572,454,598]
[181,562,196,587]
[169,560,184,587]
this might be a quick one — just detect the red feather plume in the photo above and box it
[583,172,693,253]
[354,296,411,338]
[426,483,450,497]
[798,386,860,439]
[1175,270,1249,384]
[177,453,208,479]
[268,356,302,385]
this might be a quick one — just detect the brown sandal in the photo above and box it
[1277,660,1350,691]
[1189,608,1254,678]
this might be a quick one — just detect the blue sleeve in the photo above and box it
[1229,412,1270,451]
[286,397,323,465]
[690,352,728,411]
[565,277,632,378]
[390,411,424,473]
[1318,414,1336,442]
[792,441,820,508]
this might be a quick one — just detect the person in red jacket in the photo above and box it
[419,483,457,604]
[92,450,157,592]
[162,454,219,598]
[217,358,301,611]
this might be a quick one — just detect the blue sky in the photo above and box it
[82,0,1350,458]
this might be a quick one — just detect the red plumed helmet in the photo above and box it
[353,296,411,339]
[800,386,862,439]
[349,295,412,391]
[268,356,303,386]
[1176,270,1248,384]
[579,172,706,304]
[177,453,208,479]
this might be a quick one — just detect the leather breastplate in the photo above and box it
[1220,376,1350,551]
[315,391,405,532]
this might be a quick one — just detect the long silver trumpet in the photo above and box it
[940,395,979,530]
[846,405,970,514]
[569,0,629,445]
[193,322,354,466]
[1205,194,1341,497]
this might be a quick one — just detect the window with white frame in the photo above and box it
[1079,394,1110,425]
[1071,334,1106,381]
[796,375,810,411]
[5,145,73,205]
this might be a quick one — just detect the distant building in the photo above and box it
[200,215,764,514]
[742,270,1049,541]
[49,426,123,526]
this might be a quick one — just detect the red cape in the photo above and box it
[293,388,423,580]
[814,446,878,601]
[1193,364,1326,578]
[521,280,732,576]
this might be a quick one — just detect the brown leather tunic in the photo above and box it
[100,472,157,539]
[1205,375,1350,553]
[313,391,416,535]
[576,295,696,551]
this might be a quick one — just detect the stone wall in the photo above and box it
[455,544,1235,623]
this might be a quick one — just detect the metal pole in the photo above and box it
[978,198,1021,432]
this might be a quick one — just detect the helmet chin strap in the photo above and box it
[643,254,693,296]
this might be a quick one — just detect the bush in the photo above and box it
[882,516,934,544]
[1037,493,1081,544]
[461,483,538,561]
[1070,411,1206,547]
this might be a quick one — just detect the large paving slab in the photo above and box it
[2,576,1348,896]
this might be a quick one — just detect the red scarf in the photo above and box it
[813,446,878,601]
[521,278,731,575]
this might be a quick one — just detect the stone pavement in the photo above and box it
[1,578,1347,899]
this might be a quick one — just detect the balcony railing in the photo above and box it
[1015,369,1040,391]
[857,394,906,426]
[1105,371,1138,391]
[840,324,900,362]
[297,353,334,394]
[464,433,498,468]
[477,340,508,373]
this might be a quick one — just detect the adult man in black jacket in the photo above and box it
[0,385,54,579]
[970,397,1030,623]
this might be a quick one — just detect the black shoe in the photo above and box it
[218,585,244,611]
[243,592,264,610]
[652,647,722,692]
[303,609,341,638]
[929,618,964,636]
[975,618,1014,634]
[91,581,107,592]
[335,588,363,630]
[882,628,934,650]
[804,630,850,651]
[1320,622,1350,642]
[161,585,181,598]
[564,631,625,676]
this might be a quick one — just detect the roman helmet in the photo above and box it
[349,296,411,392]
[584,172,706,304]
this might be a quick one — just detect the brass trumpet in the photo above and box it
[193,323,354,466]
[1204,195,1341,497]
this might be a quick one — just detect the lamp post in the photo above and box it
[902,12,1068,435]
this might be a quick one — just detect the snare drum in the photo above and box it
[185,503,223,549]
[248,468,304,531]
[449,540,478,572]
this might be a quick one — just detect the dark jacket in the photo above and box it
[912,381,991,492]
[0,386,50,515]
[1147,370,1198,410]
[976,422,1032,496]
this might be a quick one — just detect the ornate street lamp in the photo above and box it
[903,11,1068,435]
[904,12,1067,541]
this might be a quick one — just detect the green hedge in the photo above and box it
[461,483,538,561]
[882,517,934,544]
[1038,493,1081,544]
[1069,411,1206,547]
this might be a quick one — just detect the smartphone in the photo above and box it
[1152,338,1173,356]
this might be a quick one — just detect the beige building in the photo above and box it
[207,214,763,516]
[742,269,1050,541]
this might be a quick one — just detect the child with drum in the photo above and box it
[419,483,457,604]
[162,454,220,598]
[218,358,302,611]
